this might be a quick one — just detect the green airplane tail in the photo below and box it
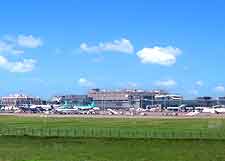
[90,102,95,107]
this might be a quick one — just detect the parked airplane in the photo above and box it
[107,108,118,115]
[55,101,96,114]
[201,107,225,114]
[74,102,96,110]
[214,108,225,114]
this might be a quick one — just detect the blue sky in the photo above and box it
[0,0,225,99]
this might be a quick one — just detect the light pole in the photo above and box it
[101,93,105,111]
[101,95,103,110]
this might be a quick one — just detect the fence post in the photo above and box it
[41,128,44,137]
[31,128,34,136]
[217,131,221,139]
[90,128,93,137]
[22,128,25,136]
[171,131,174,138]
[199,131,202,139]
[56,128,58,137]
[7,128,9,135]
[189,131,192,138]
[75,128,77,137]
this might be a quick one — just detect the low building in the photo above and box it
[154,94,183,107]
[1,94,41,106]
[218,97,225,105]
[196,96,217,107]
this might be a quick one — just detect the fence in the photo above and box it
[0,127,225,140]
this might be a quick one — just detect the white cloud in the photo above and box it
[155,79,176,87]
[195,80,203,87]
[0,34,40,73]
[0,56,36,72]
[214,85,225,93]
[80,38,134,54]
[78,78,94,87]
[0,34,42,54]
[17,35,43,48]
[0,41,24,54]
[136,46,181,66]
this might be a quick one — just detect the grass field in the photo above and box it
[1,116,225,132]
[1,116,225,161]
[1,136,225,161]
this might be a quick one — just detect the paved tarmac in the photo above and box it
[0,112,225,119]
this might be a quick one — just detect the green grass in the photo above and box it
[1,116,225,132]
[0,136,225,161]
[1,116,225,161]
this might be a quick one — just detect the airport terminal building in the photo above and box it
[1,94,41,107]
[88,88,183,109]
[51,95,93,106]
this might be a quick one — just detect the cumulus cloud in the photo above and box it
[0,34,41,73]
[0,34,43,55]
[136,46,181,66]
[0,56,36,72]
[214,85,225,93]
[195,80,203,87]
[155,79,176,87]
[17,35,43,48]
[0,41,24,54]
[80,38,134,54]
[78,78,94,87]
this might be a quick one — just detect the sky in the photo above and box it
[0,0,225,99]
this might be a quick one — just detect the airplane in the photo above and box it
[30,104,53,110]
[74,102,96,110]
[202,107,216,113]
[185,111,199,116]
[214,108,225,114]
[201,107,225,114]
[107,108,118,115]
[55,100,78,114]
[55,106,79,114]
[55,101,96,114]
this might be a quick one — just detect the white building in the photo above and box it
[1,94,41,106]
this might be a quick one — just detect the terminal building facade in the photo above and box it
[51,95,93,106]
[1,94,41,106]
[3,91,225,109]
[88,88,183,109]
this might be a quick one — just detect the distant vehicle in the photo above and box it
[185,111,199,116]
[166,107,180,112]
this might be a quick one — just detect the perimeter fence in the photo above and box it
[1,127,225,140]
